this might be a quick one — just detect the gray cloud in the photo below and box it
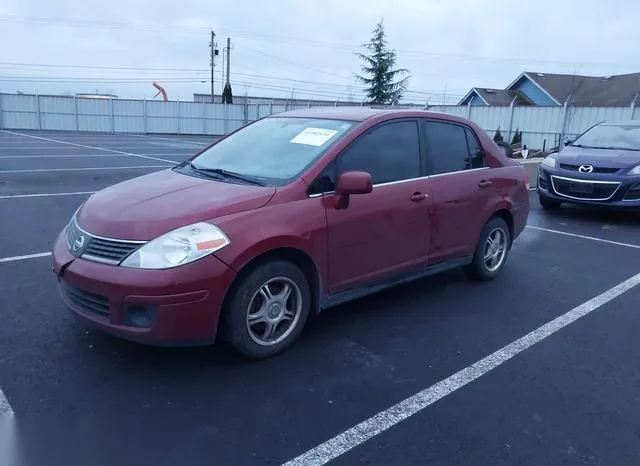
[1,0,638,104]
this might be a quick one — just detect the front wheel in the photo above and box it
[464,217,511,281]
[221,259,311,359]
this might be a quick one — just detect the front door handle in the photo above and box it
[478,179,492,188]
[410,192,428,202]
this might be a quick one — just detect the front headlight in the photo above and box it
[541,155,557,168]
[120,222,230,269]
[627,165,640,176]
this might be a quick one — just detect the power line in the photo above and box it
[0,62,467,99]
[0,61,209,72]
[235,44,354,82]
[0,14,635,69]
[0,74,465,101]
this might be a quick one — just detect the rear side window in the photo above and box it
[424,120,484,175]
[465,128,484,169]
[338,120,421,184]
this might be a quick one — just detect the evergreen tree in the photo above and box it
[511,129,522,145]
[355,20,410,105]
[222,82,233,104]
[494,127,504,142]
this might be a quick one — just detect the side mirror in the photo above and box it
[336,171,373,195]
[564,140,573,146]
[325,171,372,210]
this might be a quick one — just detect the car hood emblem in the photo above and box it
[72,235,85,253]
[578,164,594,173]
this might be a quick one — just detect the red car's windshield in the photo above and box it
[191,117,355,185]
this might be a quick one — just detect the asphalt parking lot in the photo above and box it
[1,129,640,466]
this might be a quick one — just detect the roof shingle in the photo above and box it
[521,72,640,106]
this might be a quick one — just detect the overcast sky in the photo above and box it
[0,0,638,104]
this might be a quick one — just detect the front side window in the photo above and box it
[424,120,483,175]
[572,123,640,151]
[338,120,421,185]
[188,117,356,185]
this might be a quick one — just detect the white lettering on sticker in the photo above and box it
[290,128,338,147]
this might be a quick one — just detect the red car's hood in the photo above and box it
[76,169,276,240]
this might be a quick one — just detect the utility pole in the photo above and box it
[209,29,219,103]
[225,37,231,86]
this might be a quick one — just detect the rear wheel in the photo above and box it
[221,259,311,359]
[539,194,562,210]
[464,217,511,281]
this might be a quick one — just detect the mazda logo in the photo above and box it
[578,164,594,173]
[72,235,85,253]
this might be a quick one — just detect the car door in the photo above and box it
[321,119,431,294]
[422,119,492,263]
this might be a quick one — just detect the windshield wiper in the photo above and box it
[598,146,640,151]
[189,164,266,186]
[178,161,223,179]
[570,144,640,151]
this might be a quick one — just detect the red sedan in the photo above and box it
[52,107,530,359]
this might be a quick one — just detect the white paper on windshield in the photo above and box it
[290,127,338,147]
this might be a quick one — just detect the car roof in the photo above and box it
[268,106,463,123]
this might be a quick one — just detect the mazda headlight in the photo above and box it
[541,155,557,168]
[120,222,230,269]
[627,165,640,176]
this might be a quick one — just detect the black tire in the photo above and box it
[464,217,511,282]
[539,194,562,210]
[221,259,311,359]
[496,140,514,158]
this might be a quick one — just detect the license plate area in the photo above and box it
[570,182,594,194]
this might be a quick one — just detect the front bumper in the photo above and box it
[51,229,237,346]
[536,167,640,209]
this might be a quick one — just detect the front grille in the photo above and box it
[59,280,110,318]
[83,237,140,263]
[559,163,619,174]
[66,218,144,264]
[624,183,640,201]
[551,176,620,201]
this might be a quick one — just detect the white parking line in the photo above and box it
[0,130,176,163]
[0,143,191,147]
[526,225,640,250]
[0,252,51,263]
[0,153,189,158]
[0,145,106,150]
[130,134,210,146]
[282,271,640,466]
[1,165,169,174]
[0,191,95,199]
[0,154,130,158]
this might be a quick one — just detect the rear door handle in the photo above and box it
[410,192,428,202]
[478,179,492,188]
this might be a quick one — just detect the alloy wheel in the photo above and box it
[483,227,507,272]
[245,277,303,346]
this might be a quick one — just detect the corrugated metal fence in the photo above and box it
[0,93,329,136]
[1,93,639,150]
[428,102,639,150]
